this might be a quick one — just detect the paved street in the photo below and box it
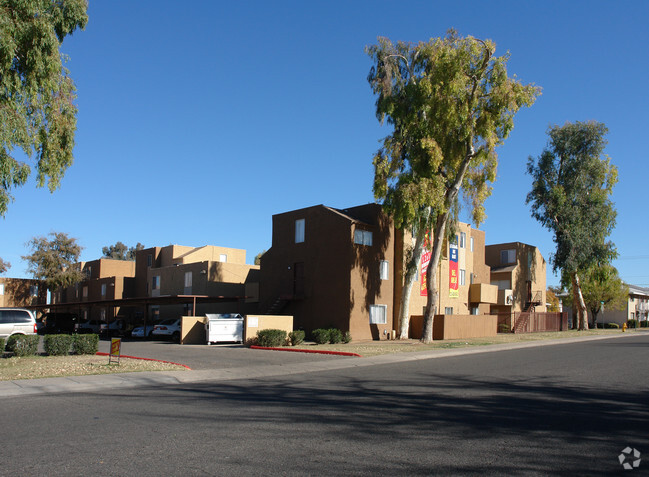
[1,334,647,476]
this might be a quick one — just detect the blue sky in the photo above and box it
[2,0,648,288]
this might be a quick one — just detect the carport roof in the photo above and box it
[27,294,245,311]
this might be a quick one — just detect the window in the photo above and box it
[460,232,466,248]
[491,279,511,290]
[147,254,153,267]
[83,286,88,298]
[380,261,389,280]
[471,306,479,315]
[152,276,160,290]
[460,269,466,286]
[444,307,454,315]
[354,229,373,246]
[219,254,228,263]
[295,218,305,243]
[470,236,474,252]
[75,284,79,298]
[101,284,107,296]
[30,285,38,297]
[501,249,516,264]
[184,272,192,287]
[369,304,387,324]
[0,283,3,295]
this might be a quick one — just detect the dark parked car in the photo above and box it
[38,312,80,334]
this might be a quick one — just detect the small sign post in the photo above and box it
[109,337,121,364]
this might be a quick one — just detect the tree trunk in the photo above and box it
[572,272,589,330]
[421,214,448,343]
[398,228,426,339]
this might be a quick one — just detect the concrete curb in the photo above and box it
[0,331,643,398]
[250,345,361,357]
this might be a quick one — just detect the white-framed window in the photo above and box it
[219,254,227,263]
[152,276,160,290]
[460,232,466,248]
[101,284,107,296]
[444,307,454,315]
[460,269,466,286]
[369,304,387,324]
[354,229,373,246]
[380,260,389,280]
[470,236,474,252]
[0,283,4,295]
[501,249,516,264]
[295,218,305,243]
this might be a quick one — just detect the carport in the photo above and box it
[27,294,246,336]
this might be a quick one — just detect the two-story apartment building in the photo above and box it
[136,245,260,320]
[0,277,46,308]
[259,203,497,340]
[485,242,547,314]
[598,284,649,326]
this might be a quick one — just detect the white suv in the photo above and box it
[0,308,37,339]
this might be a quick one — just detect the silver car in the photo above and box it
[0,308,37,339]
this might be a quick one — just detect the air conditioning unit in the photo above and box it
[506,294,514,305]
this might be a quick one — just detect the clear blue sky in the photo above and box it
[2,0,648,288]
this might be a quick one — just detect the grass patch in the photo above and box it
[0,354,188,381]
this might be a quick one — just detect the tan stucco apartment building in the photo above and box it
[259,203,498,340]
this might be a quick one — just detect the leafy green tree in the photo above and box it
[579,264,628,327]
[22,231,84,289]
[526,121,618,330]
[367,31,539,342]
[254,250,266,266]
[0,0,88,216]
[0,257,10,274]
[102,242,144,261]
[546,287,560,312]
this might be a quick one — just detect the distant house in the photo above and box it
[259,203,497,340]
[597,284,649,326]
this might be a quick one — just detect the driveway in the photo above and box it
[97,337,351,370]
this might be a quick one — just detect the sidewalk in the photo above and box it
[0,332,640,398]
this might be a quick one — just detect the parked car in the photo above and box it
[38,312,80,334]
[100,319,127,338]
[77,319,102,334]
[130,322,158,339]
[0,308,37,339]
[152,318,181,341]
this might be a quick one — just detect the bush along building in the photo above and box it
[259,203,500,341]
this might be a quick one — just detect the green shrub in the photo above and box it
[312,328,330,344]
[605,322,619,329]
[256,329,287,347]
[7,335,40,357]
[329,328,343,344]
[288,330,305,346]
[44,334,73,356]
[0,337,4,354]
[627,319,638,329]
[73,334,99,355]
[342,331,352,344]
[641,321,649,328]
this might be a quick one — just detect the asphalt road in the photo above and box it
[2,334,647,476]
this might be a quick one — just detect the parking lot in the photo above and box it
[96,338,351,371]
